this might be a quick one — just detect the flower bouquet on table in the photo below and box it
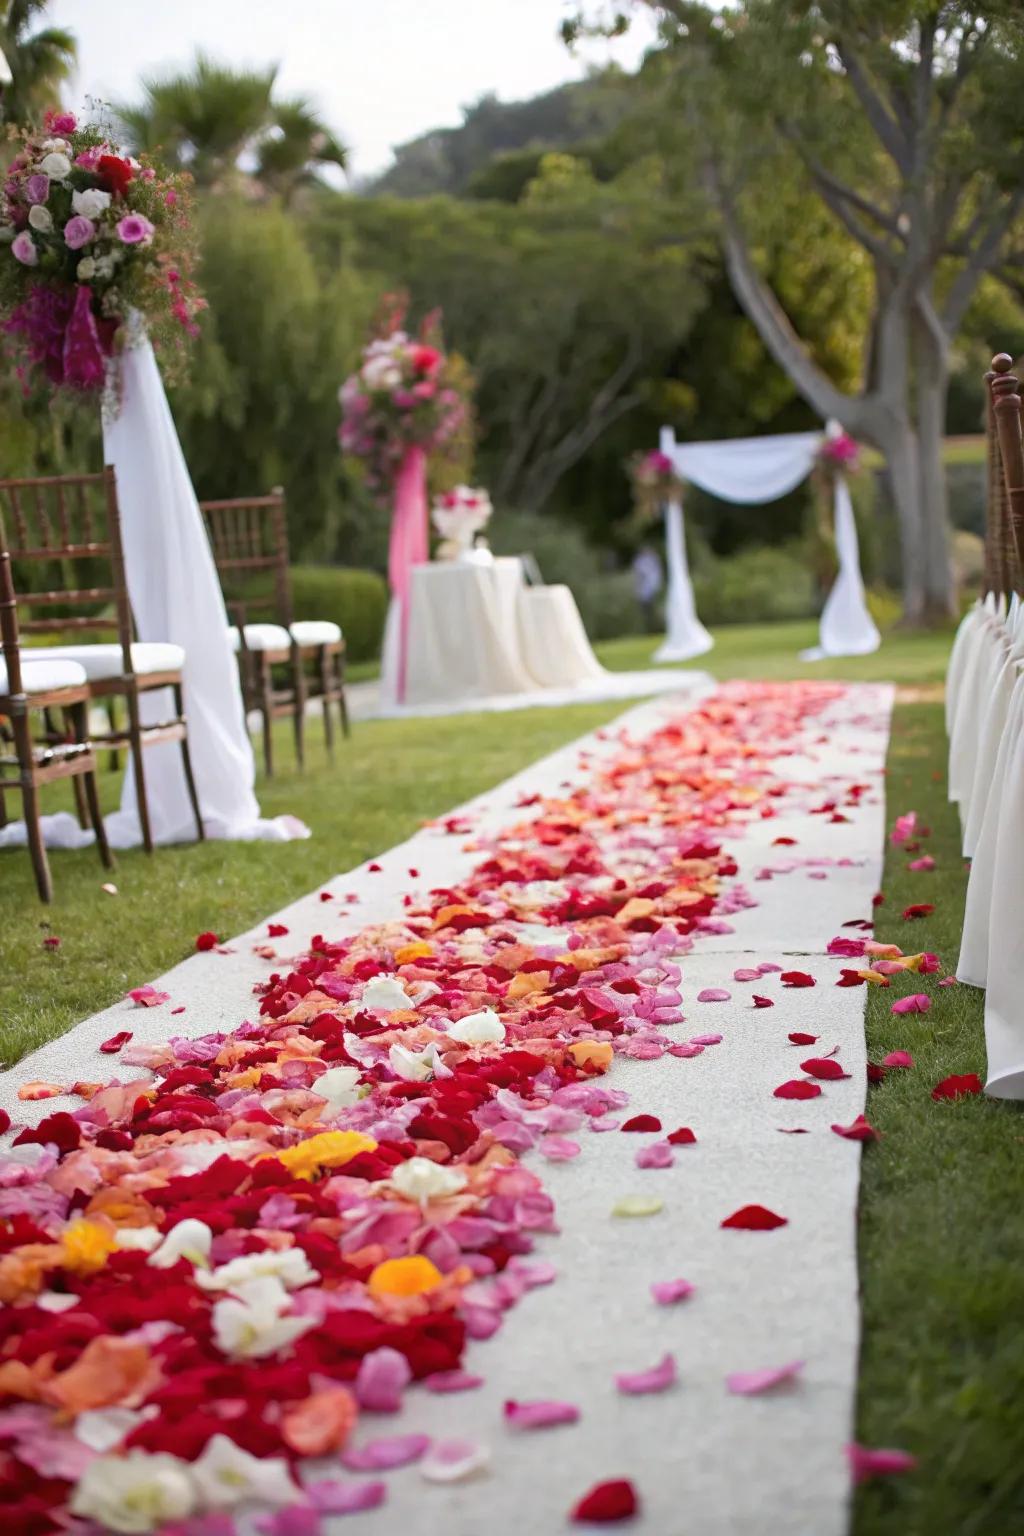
[627,448,683,523]
[0,110,203,397]
[338,303,466,496]
[431,483,493,560]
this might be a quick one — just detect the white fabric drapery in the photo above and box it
[656,423,880,661]
[0,334,307,853]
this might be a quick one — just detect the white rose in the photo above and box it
[38,151,71,180]
[390,1155,468,1206]
[446,1007,505,1045]
[27,204,53,232]
[0,224,14,243]
[146,1218,213,1269]
[192,1435,297,1510]
[361,974,415,1012]
[41,137,71,153]
[197,1247,318,1293]
[72,187,112,219]
[69,1450,196,1534]
[211,1276,317,1360]
[76,256,97,280]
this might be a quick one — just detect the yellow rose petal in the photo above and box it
[368,1255,444,1297]
[611,1196,665,1218]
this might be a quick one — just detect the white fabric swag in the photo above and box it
[654,424,880,662]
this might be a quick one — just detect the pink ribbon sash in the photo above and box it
[388,445,428,702]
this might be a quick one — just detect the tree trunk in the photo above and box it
[881,421,927,623]
[913,318,958,620]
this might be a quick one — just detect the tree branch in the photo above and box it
[943,188,1024,332]
[833,41,911,176]
[777,128,899,262]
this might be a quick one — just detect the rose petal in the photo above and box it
[650,1278,694,1305]
[666,1126,696,1145]
[540,1136,581,1161]
[908,856,935,871]
[419,1438,490,1483]
[831,1115,880,1141]
[423,1370,484,1393]
[620,1114,662,1133]
[611,1196,664,1218]
[341,1434,430,1471]
[800,1057,850,1080]
[882,1050,914,1069]
[503,1399,580,1429]
[787,1032,818,1045]
[891,993,930,1015]
[125,986,170,1009]
[354,1347,411,1413]
[571,1479,639,1524]
[781,971,816,987]
[306,1480,387,1515]
[99,1031,134,1053]
[726,1360,804,1395]
[846,1443,917,1485]
[774,1079,822,1100]
[721,1204,788,1230]
[689,1032,723,1046]
[614,1351,676,1395]
[697,988,731,1002]
[635,1141,674,1170]
[931,1073,982,1101]
[733,968,761,982]
[902,904,934,920]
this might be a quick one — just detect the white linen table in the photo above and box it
[400,557,537,707]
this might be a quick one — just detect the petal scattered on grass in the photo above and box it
[902,904,934,921]
[726,1360,804,1395]
[615,1352,676,1395]
[831,1115,880,1142]
[882,1050,914,1069]
[908,856,935,871]
[891,993,930,1015]
[845,1443,918,1485]
[931,1073,983,1101]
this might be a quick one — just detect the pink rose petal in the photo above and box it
[650,1278,694,1305]
[891,993,930,1014]
[540,1136,581,1161]
[503,1399,580,1429]
[419,1438,490,1483]
[668,1042,704,1057]
[882,1050,914,1069]
[614,1352,677,1395]
[424,1370,484,1394]
[635,1140,674,1170]
[757,962,783,974]
[697,988,730,1003]
[354,1347,411,1412]
[307,1479,388,1515]
[726,1359,804,1395]
[689,1032,723,1046]
[733,968,761,982]
[846,1443,918,1485]
[126,986,171,1008]
[341,1434,430,1471]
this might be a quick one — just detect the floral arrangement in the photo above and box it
[0,681,931,1529]
[339,300,466,494]
[431,483,493,557]
[0,110,204,394]
[817,432,862,475]
[628,448,683,521]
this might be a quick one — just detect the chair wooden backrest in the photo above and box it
[990,354,1024,595]
[0,468,135,679]
[199,489,293,631]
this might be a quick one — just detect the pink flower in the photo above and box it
[11,230,38,265]
[47,110,77,134]
[75,147,104,170]
[116,213,155,245]
[25,174,50,205]
[412,380,437,400]
[63,215,95,250]
[164,189,177,206]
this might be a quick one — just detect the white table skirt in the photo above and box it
[380,558,605,709]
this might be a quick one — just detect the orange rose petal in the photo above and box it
[367,1255,444,1298]
[567,1040,614,1073]
[18,1081,67,1100]
[281,1386,358,1456]
[47,1336,159,1414]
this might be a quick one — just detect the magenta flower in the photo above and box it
[74,146,103,170]
[116,213,155,245]
[25,174,50,205]
[11,231,38,266]
[48,111,77,134]
[63,215,95,251]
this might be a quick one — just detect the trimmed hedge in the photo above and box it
[290,565,388,663]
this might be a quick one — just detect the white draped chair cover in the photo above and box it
[657,424,880,661]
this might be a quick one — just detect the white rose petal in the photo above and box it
[27,203,52,232]
[314,1063,362,1111]
[361,974,415,1012]
[390,1156,468,1207]
[38,151,71,180]
[36,1289,81,1312]
[75,1407,147,1454]
[446,1008,505,1046]
[69,1449,195,1534]
[72,187,112,219]
[388,1041,434,1082]
[191,1434,297,1510]
[211,1276,318,1360]
[147,1218,213,1269]
[76,256,97,279]
[41,137,71,153]
[113,1226,162,1253]
[197,1247,318,1293]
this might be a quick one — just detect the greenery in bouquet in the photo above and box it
[627,447,682,523]
[338,293,469,497]
[0,110,204,394]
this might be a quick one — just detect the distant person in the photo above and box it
[633,547,663,633]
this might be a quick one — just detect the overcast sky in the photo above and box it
[47,1,660,181]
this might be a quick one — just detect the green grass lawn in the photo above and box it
[1,619,1020,1532]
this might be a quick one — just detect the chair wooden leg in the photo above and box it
[291,649,307,770]
[106,699,120,772]
[174,682,205,842]
[11,711,52,901]
[318,647,335,761]
[258,658,274,778]
[126,689,154,853]
[71,770,90,830]
[337,648,351,739]
[73,704,114,872]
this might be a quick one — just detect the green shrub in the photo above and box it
[290,565,388,662]
[694,543,817,625]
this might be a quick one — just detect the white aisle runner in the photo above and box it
[0,683,893,1536]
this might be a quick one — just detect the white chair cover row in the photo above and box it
[657,424,880,661]
[948,591,1024,1098]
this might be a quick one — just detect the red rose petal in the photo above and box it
[620,1114,662,1133]
[882,1050,913,1069]
[99,1031,133,1054]
[836,969,866,987]
[787,1032,818,1045]
[0,1108,10,1135]
[720,1204,788,1230]
[866,1062,887,1083]
[901,904,934,920]
[931,1073,983,1101]
[367,862,383,872]
[195,931,218,951]
[571,1479,639,1524]
[267,923,289,937]
[774,1079,822,1099]
[872,892,886,907]
[752,995,774,1009]
[831,1114,881,1141]
[780,971,816,988]
[42,935,61,950]
[800,1057,850,1081]
[666,1127,696,1145]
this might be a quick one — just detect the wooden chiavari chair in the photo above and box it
[200,489,349,777]
[0,469,204,854]
[989,354,1024,595]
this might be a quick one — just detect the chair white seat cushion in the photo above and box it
[0,656,89,694]
[22,642,185,680]
[228,623,292,653]
[290,620,342,647]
